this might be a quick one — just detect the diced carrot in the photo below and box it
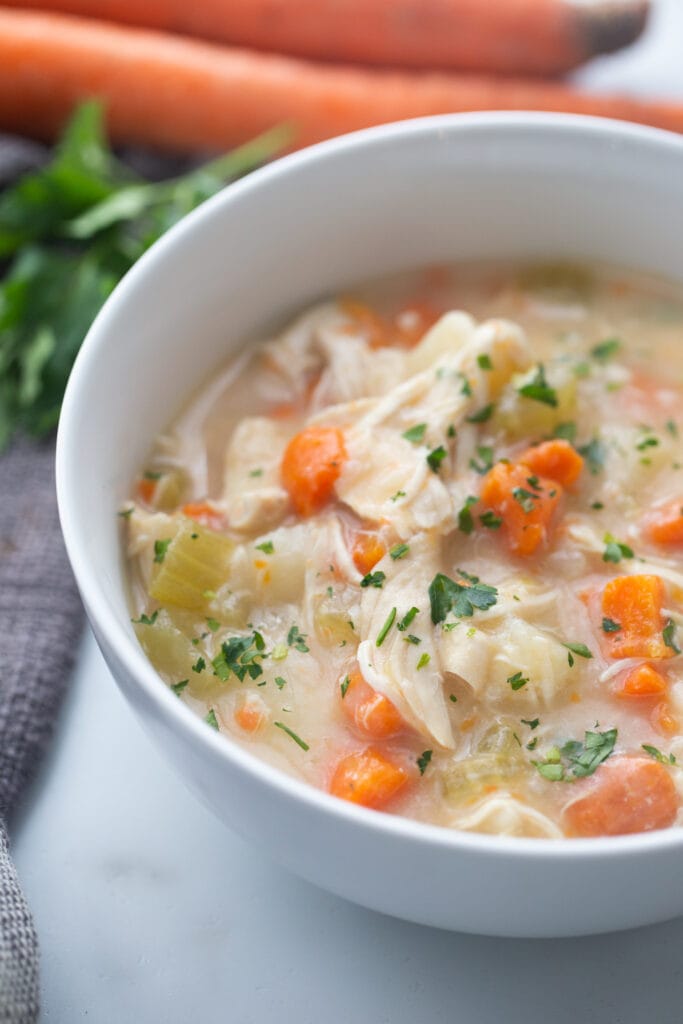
[644,501,683,547]
[518,440,584,488]
[651,700,679,736]
[480,461,562,556]
[351,532,386,576]
[601,575,673,660]
[618,663,668,698]
[281,426,346,516]
[182,501,225,532]
[564,756,678,838]
[137,477,157,504]
[329,748,409,809]
[341,298,439,350]
[234,697,267,733]
[341,669,405,739]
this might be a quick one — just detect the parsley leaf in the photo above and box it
[426,445,447,473]
[360,570,386,589]
[507,671,529,691]
[340,675,350,699]
[562,729,617,778]
[417,750,433,775]
[469,446,494,475]
[416,652,431,670]
[563,641,593,665]
[457,496,478,535]
[591,337,621,362]
[274,721,309,751]
[552,421,577,442]
[402,423,427,443]
[212,631,266,682]
[465,403,495,424]
[512,487,538,513]
[131,610,158,626]
[602,534,634,564]
[171,679,188,696]
[153,538,172,564]
[601,617,622,633]
[578,437,605,475]
[205,709,219,730]
[477,354,493,370]
[287,625,309,653]
[274,676,287,690]
[479,510,502,529]
[397,607,419,632]
[517,364,558,407]
[642,744,677,766]
[663,619,681,654]
[255,540,274,554]
[429,572,498,624]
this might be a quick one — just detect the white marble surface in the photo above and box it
[12,2,683,1018]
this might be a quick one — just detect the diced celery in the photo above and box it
[313,591,358,648]
[442,723,529,804]
[153,468,190,511]
[149,520,234,612]
[134,609,196,683]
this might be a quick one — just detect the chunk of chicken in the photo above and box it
[222,417,291,533]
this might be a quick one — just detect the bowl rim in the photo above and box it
[57,110,683,861]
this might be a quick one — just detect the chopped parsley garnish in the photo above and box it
[636,435,659,452]
[389,543,410,560]
[206,617,220,632]
[143,470,162,481]
[447,424,457,438]
[517,364,558,407]
[507,671,529,691]
[601,617,622,633]
[340,675,350,699]
[457,374,473,397]
[192,657,206,673]
[642,744,677,766]
[578,437,605,475]
[131,610,158,626]
[118,506,134,519]
[417,750,433,775]
[602,534,634,563]
[666,420,678,438]
[171,679,188,696]
[527,737,539,751]
[390,490,406,502]
[287,625,309,653]
[563,641,593,666]
[469,445,494,475]
[511,487,538,514]
[402,423,427,444]
[521,718,539,730]
[360,570,386,589]
[465,403,495,424]
[249,468,264,477]
[591,501,605,510]
[552,421,577,442]
[429,571,498,624]
[449,694,458,703]
[427,445,447,473]
[663,619,681,654]
[479,510,502,529]
[205,709,219,730]
[255,540,274,554]
[274,676,287,690]
[397,606,419,632]
[376,608,397,647]
[212,631,266,682]
[477,354,493,371]
[416,652,431,670]
[457,496,478,535]
[403,634,421,645]
[274,721,309,751]
[533,728,617,781]
[591,337,621,362]
[153,538,172,564]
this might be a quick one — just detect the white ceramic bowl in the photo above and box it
[57,113,683,938]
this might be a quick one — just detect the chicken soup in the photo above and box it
[123,262,683,839]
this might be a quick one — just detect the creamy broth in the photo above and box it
[124,263,683,838]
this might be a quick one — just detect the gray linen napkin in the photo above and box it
[0,439,85,1021]
[0,137,86,1022]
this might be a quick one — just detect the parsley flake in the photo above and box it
[255,540,274,554]
[470,446,494,475]
[517,364,558,407]
[477,354,493,371]
[479,510,502,529]
[274,676,287,690]
[274,721,309,751]
[521,718,540,730]
[663,619,681,654]
[376,608,397,647]
[131,610,158,626]
[563,641,593,665]
[397,607,419,632]
[153,538,172,564]
[602,534,634,564]
[206,617,220,633]
[642,744,677,766]
[212,631,266,681]
[417,750,433,775]
[171,679,188,696]
[591,337,621,362]
[507,671,529,691]
[552,422,577,442]
[457,496,478,535]
[287,625,309,653]
[360,570,386,589]
[340,675,350,699]
[578,437,605,475]
[192,657,206,674]
[205,709,219,731]
[429,572,498,624]
[402,423,427,444]
[465,403,495,424]
[427,445,448,473]
[601,617,621,634]
[416,652,431,670]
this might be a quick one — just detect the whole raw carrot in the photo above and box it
[1,10,682,155]
[0,0,650,75]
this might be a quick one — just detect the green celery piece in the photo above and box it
[150,522,234,612]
